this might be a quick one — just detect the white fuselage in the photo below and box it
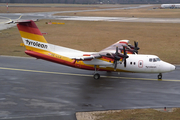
[117,54,175,73]
[25,40,175,74]
[84,54,175,73]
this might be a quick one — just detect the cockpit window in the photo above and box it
[149,58,152,62]
[156,58,161,61]
[153,58,157,62]
[149,58,161,62]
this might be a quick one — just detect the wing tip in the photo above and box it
[118,40,129,44]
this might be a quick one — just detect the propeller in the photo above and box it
[127,41,140,54]
[122,46,129,67]
[113,46,129,70]
[113,46,121,70]
[133,41,140,54]
[100,46,129,70]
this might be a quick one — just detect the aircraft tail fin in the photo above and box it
[17,20,50,52]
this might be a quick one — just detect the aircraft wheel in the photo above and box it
[94,73,100,79]
[158,73,162,79]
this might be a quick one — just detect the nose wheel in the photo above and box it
[158,73,162,79]
[94,73,100,79]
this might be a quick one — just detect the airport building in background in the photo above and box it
[0,0,180,4]
[161,4,180,9]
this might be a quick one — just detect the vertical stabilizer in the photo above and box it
[17,20,50,52]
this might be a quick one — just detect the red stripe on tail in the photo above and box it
[17,20,42,36]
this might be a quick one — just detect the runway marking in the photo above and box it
[0,55,35,59]
[0,67,92,77]
[0,66,180,82]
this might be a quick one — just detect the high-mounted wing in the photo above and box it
[100,40,140,54]
[100,40,130,53]
[70,40,138,70]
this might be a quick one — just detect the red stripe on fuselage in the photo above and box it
[17,21,42,36]
[25,50,110,71]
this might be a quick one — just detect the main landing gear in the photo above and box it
[158,73,162,79]
[93,65,100,79]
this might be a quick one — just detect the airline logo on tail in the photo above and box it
[24,39,48,49]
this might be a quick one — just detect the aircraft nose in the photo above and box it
[170,65,176,71]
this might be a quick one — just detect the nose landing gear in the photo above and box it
[158,73,162,79]
[94,73,100,79]
[93,65,100,79]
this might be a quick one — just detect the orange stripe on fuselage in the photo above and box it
[25,46,49,53]
[19,31,47,43]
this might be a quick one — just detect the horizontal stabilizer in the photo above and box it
[15,19,38,23]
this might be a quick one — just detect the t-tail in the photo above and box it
[17,20,50,57]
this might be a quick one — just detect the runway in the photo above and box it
[0,56,180,119]
[54,16,180,23]
[1,4,180,30]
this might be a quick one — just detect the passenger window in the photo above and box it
[149,58,152,62]
[130,62,132,65]
[134,62,136,65]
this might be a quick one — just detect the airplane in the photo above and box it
[0,15,38,24]
[16,20,175,80]
[161,4,180,9]
[0,15,22,24]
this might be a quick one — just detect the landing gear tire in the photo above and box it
[94,73,100,80]
[158,73,162,79]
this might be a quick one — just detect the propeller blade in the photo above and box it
[134,41,137,47]
[113,46,120,71]
[133,41,140,54]
[116,46,118,55]
[114,60,117,71]
[123,46,126,56]
[136,42,138,48]
[124,59,127,67]
[122,46,128,67]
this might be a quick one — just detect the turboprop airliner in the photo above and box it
[16,20,175,79]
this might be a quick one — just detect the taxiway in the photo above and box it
[0,56,180,119]
[0,4,180,120]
